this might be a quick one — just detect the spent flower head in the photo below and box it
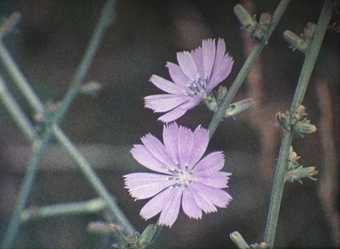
[124,123,232,227]
[145,38,234,122]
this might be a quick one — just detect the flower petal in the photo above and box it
[125,174,176,200]
[193,151,225,174]
[190,185,217,213]
[189,125,209,168]
[158,187,183,227]
[141,134,175,168]
[145,94,189,113]
[149,74,185,94]
[130,145,169,173]
[124,172,171,188]
[166,62,190,87]
[191,47,204,76]
[191,183,232,208]
[163,122,179,165]
[208,39,233,90]
[140,187,173,220]
[194,172,231,188]
[176,51,199,81]
[178,126,194,168]
[202,39,216,79]
[182,188,202,219]
[158,106,188,123]
[212,38,226,71]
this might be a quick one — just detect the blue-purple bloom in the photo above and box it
[145,38,234,123]
[124,123,232,227]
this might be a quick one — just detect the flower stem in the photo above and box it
[0,18,135,238]
[208,0,291,137]
[0,1,128,248]
[20,198,106,222]
[0,76,36,141]
[263,1,333,248]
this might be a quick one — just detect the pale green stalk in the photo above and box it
[208,0,291,136]
[0,24,135,236]
[263,1,333,248]
[21,198,106,222]
[0,76,35,140]
[0,1,132,248]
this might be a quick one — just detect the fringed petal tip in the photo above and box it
[157,221,172,228]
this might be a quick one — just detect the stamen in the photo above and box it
[175,169,193,188]
[186,77,208,97]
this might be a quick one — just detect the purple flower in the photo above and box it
[124,123,232,227]
[145,38,234,123]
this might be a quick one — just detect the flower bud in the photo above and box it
[138,224,160,248]
[294,121,317,136]
[230,231,250,249]
[80,81,102,96]
[233,4,257,33]
[225,98,254,117]
[283,30,308,53]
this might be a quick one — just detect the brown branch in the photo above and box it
[240,0,279,181]
[316,79,340,247]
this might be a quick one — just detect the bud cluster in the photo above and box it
[233,4,272,41]
[283,22,316,53]
[285,147,318,184]
[276,105,317,137]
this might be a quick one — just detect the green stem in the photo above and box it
[0,1,121,248]
[54,128,135,234]
[0,12,135,238]
[21,198,106,222]
[0,76,36,140]
[208,0,291,137]
[263,1,333,248]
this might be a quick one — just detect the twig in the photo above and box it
[0,76,36,140]
[0,1,128,248]
[208,0,291,137]
[21,198,106,222]
[263,1,333,248]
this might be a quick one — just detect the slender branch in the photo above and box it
[208,0,291,137]
[0,13,135,237]
[0,1,124,248]
[54,128,135,234]
[263,1,333,248]
[21,198,106,222]
[0,76,36,140]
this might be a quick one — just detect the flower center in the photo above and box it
[175,169,193,187]
[187,78,208,97]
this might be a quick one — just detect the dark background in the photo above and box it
[0,0,339,248]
